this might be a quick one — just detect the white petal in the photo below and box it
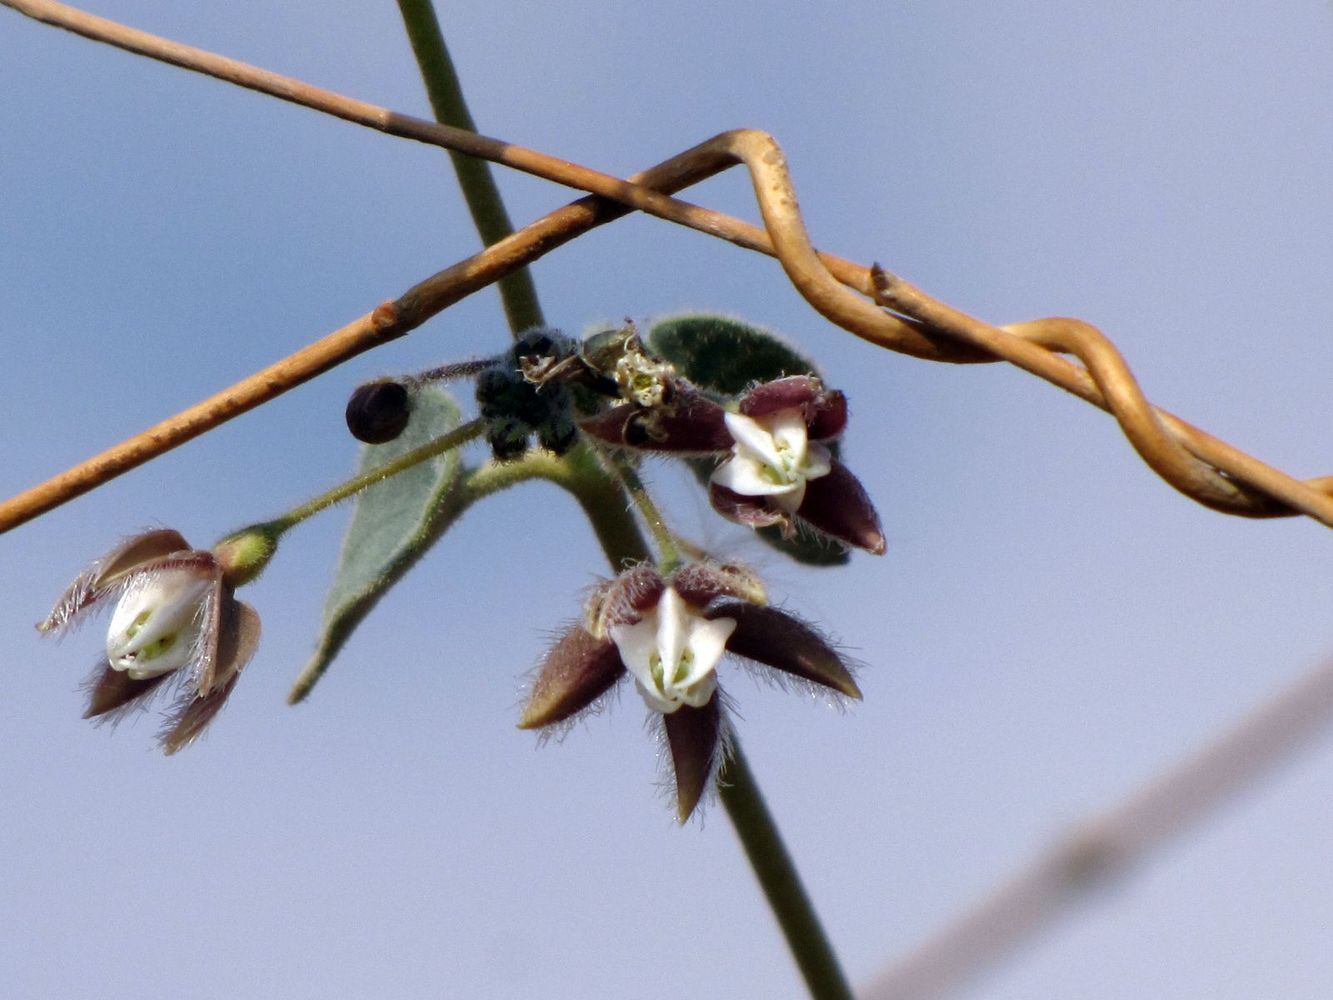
[711,454,803,498]
[770,479,808,513]
[766,410,811,465]
[683,615,736,688]
[106,569,212,680]
[609,588,736,713]
[801,441,833,481]
[609,616,661,694]
[723,411,785,468]
[655,588,689,677]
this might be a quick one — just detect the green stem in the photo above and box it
[395,0,544,335]
[393,7,849,995]
[271,418,485,533]
[717,742,855,1000]
[602,450,680,573]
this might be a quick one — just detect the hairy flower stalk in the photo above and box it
[37,529,261,753]
[519,562,859,822]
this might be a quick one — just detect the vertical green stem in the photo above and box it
[394,6,850,996]
[718,742,854,1000]
[395,0,545,335]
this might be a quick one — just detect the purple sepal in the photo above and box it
[579,392,731,453]
[519,626,626,729]
[713,601,860,698]
[708,483,787,529]
[663,696,724,823]
[797,461,886,555]
[739,376,847,441]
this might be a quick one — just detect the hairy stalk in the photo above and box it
[406,358,494,385]
[602,450,681,573]
[395,0,544,335]
[268,418,485,534]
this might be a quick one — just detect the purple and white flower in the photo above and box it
[38,528,260,753]
[581,375,885,554]
[519,562,858,821]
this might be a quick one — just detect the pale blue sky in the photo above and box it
[2,3,1332,998]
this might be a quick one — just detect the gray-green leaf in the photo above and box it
[289,386,466,702]
[647,313,822,395]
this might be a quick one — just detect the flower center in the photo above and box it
[711,408,832,512]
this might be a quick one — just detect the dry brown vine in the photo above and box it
[2,0,1331,538]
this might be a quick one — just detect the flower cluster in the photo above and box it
[34,323,881,829]
[38,529,260,753]
[581,374,884,554]
[520,561,859,821]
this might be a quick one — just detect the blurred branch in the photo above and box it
[3,0,1333,538]
[861,653,1333,1000]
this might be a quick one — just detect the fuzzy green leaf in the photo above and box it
[651,315,850,567]
[290,386,465,702]
[646,314,822,395]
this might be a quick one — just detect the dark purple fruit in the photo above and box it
[346,380,410,444]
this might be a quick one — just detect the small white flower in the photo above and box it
[711,408,832,513]
[610,587,736,713]
[106,569,214,680]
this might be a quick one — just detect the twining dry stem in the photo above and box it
[3,0,1333,534]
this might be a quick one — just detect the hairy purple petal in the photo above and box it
[38,529,195,635]
[579,392,731,453]
[670,562,767,608]
[712,601,861,698]
[796,461,886,555]
[83,661,174,719]
[161,671,241,755]
[738,375,822,418]
[519,626,626,729]
[97,530,194,584]
[663,696,723,823]
[586,565,666,638]
[806,389,848,441]
[159,599,259,753]
[738,377,847,441]
[708,483,787,529]
[212,599,261,693]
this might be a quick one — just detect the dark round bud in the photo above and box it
[537,415,579,455]
[475,366,521,418]
[346,381,410,443]
[515,330,556,359]
[486,416,530,462]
